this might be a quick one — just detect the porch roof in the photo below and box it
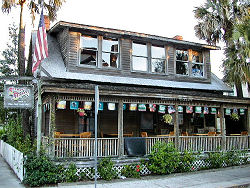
[38,34,232,92]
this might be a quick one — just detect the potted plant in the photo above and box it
[162,114,173,124]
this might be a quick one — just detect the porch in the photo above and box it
[42,135,250,158]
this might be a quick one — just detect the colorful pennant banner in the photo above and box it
[108,103,116,110]
[204,106,209,114]
[178,106,183,113]
[129,104,137,111]
[70,101,79,110]
[186,106,193,113]
[211,107,217,114]
[158,105,166,113]
[149,104,156,112]
[57,100,66,109]
[168,105,175,114]
[195,106,202,113]
[84,102,92,110]
[138,104,146,111]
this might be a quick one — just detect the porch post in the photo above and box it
[247,106,250,135]
[220,104,226,151]
[174,105,179,150]
[48,96,56,158]
[118,100,124,157]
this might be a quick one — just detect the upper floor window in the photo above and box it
[102,38,119,68]
[79,35,98,66]
[132,42,148,71]
[151,45,166,73]
[176,49,189,75]
[191,51,203,77]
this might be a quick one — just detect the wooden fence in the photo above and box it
[42,136,249,158]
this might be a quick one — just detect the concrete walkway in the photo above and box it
[57,165,250,188]
[0,155,24,188]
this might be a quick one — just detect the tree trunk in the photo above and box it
[235,81,243,98]
[18,4,25,77]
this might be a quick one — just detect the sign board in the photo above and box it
[4,85,34,109]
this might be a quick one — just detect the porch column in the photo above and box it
[220,104,226,151]
[247,106,250,135]
[174,105,179,150]
[118,100,124,157]
[48,96,56,158]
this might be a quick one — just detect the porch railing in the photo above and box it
[42,136,249,158]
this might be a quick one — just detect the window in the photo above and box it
[132,42,148,71]
[176,49,189,75]
[191,51,203,77]
[79,35,98,66]
[102,38,119,68]
[151,45,166,73]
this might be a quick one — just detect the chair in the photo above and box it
[208,131,216,136]
[54,132,61,138]
[80,132,91,138]
[181,132,188,136]
[169,131,175,136]
[141,132,148,137]
[241,131,248,136]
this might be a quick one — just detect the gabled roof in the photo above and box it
[49,21,220,50]
[37,34,232,92]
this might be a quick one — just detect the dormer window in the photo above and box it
[132,42,148,72]
[79,35,98,66]
[102,38,119,68]
[151,45,166,73]
[176,49,189,75]
[191,50,203,77]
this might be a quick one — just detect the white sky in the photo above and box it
[0,0,225,79]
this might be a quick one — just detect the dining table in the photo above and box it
[58,134,80,138]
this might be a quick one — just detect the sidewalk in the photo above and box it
[57,165,250,188]
[0,155,24,188]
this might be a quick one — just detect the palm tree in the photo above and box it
[194,0,249,97]
[1,0,65,137]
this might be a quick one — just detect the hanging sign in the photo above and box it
[233,108,238,114]
[77,108,86,116]
[211,107,217,114]
[225,108,231,115]
[138,104,146,111]
[158,105,166,113]
[4,85,34,109]
[240,109,245,115]
[84,102,92,110]
[129,104,137,111]
[195,106,202,113]
[99,102,104,111]
[178,106,183,113]
[123,104,126,110]
[168,105,175,114]
[204,106,209,114]
[149,104,156,112]
[108,103,116,110]
[186,106,193,113]
[57,100,66,109]
[70,101,79,110]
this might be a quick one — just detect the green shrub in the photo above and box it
[98,157,118,181]
[146,141,180,175]
[121,164,141,178]
[206,151,225,169]
[23,153,64,187]
[64,163,78,182]
[79,170,88,180]
[178,150,196,172]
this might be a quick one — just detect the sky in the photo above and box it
[0,0,225,79]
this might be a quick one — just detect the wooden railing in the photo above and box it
[42,136,249,158]
[54,138,118,158]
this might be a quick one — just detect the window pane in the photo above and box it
[81,35,98,49]
[132,42,147,56]
[192,64,203,77]
[102,52,118,68]
[151,59,165,73]
[132,56,148,71]
[103,38,119,52]
[176,61,188,75]
[192,51,203,63]
[176,50,188,61]
[152,46,165,59]
[80,49,97,66]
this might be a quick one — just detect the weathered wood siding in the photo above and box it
[57,28,69,67]
[204,50,211,82]
[62,31,212,84]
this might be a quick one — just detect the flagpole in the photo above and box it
[94,85,99,188]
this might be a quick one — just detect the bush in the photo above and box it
[178,150,197,172]
[64,163,78,182]
[23,153,64,187]
[98,157,118,181]
[205,151,226,169]
[121,164,141,178]
[146,141,180,175]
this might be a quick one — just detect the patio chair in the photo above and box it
[141,132,148,137]
[80,132,91,138]
[54,132,61,138]
[241,131,248,136]
[169,131,175,136]
[181,132,188,136]
[208,131,216,136]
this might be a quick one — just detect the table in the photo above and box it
[192,134,209,136]
[59,134,80,137]
[105,133,133,137]
[229,134,241,136]
[156,134,170,137]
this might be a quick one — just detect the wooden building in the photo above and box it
[33,21,250,159]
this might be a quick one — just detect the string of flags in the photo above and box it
[53,100,246,116]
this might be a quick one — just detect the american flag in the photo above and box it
[32,10,48,73]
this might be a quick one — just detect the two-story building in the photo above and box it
[34,21,250,159]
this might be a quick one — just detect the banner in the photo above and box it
[129,104,137,111]
[186,106,193,113]
[149,104,156,112]
[138,104,146,111]
[84,102,92,110]
[204,106,209,114]
[211,107,217,114]
[225,108,231,115]
[108,103,116,110]
[178,106,183,113]
[195,106,202,113]
[99,102,104,111]
[168,105,175,114]
[240,109,245,115]
[158,105,166,113]
[70,101,79,110]
[57,100,66,109]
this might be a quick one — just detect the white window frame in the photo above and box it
[131,42,149,72]
[150,45,167,74]
[191,50,204,78]
[175,49,189,76]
